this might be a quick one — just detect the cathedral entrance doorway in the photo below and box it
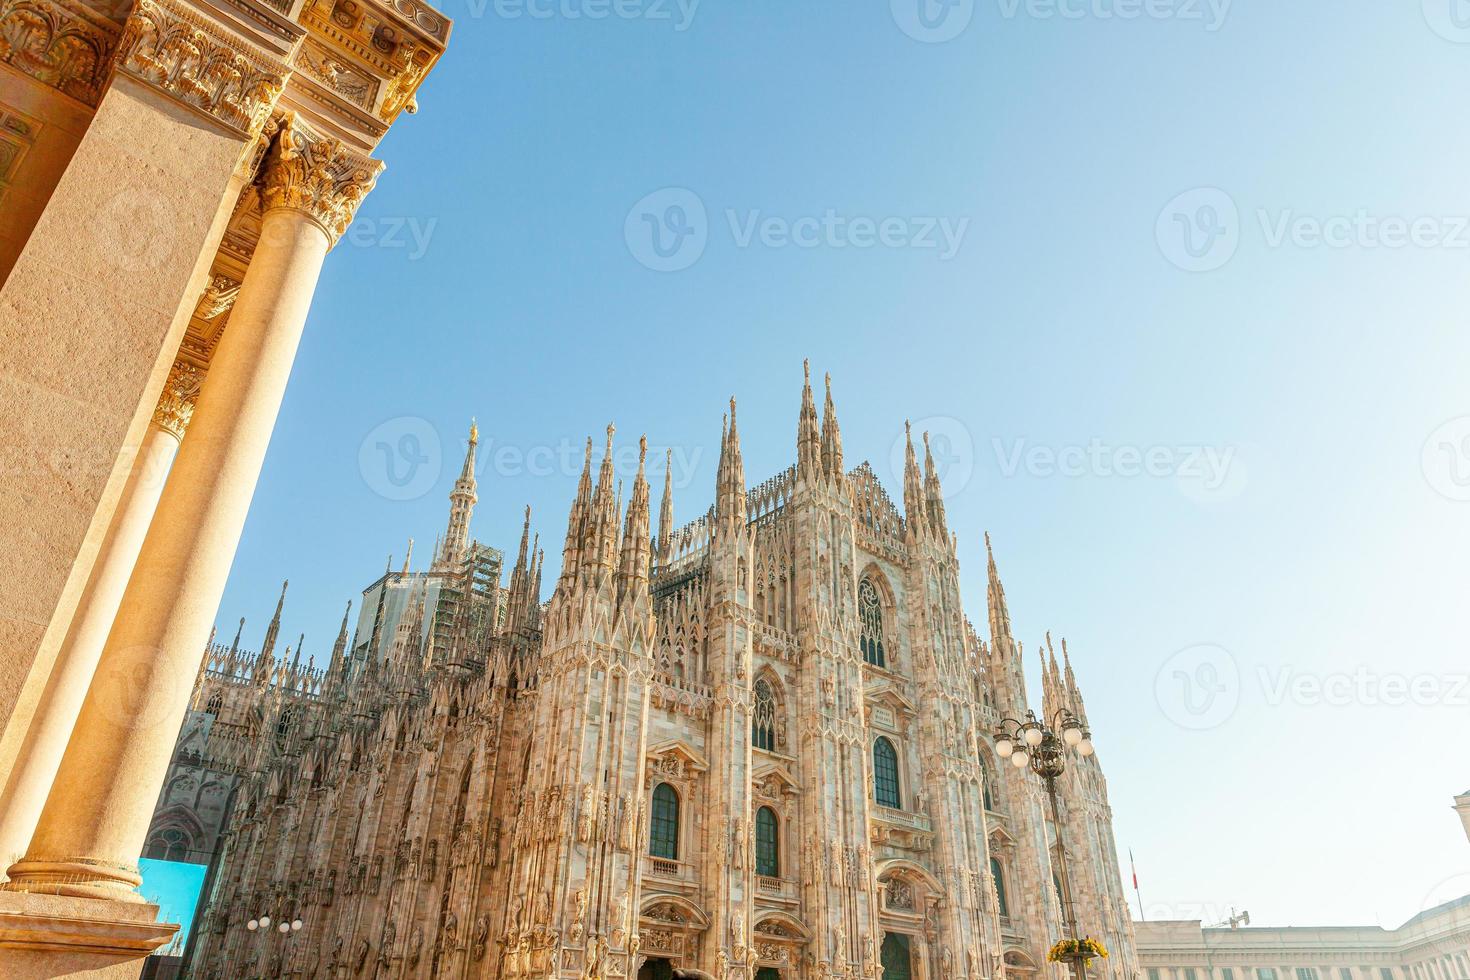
[639,957,675,980]
[754,969,783,980]
[880,932,913,980]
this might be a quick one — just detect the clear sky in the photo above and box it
[210,0,1470,931]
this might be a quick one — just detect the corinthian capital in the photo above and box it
[259,116,384,246]
[153,361,204,440]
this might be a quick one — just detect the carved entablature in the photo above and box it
[0,0,122,105]
[115,0,290,136]
[294,0,447,130]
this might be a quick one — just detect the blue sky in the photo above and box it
[210,0,1470,930]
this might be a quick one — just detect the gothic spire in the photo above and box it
[229,617,244,656]
[797,359,820,479]
[902,422,925,540]
[716,397,746,529]
[435,419,479,571]
[657,447,674,565]
[257,580,288,679]
[401,537,414,574]
[590,424,618,570]
[922,430,948,539]
[821,371,843,477]
[560,437,595,586]
[328,600,352,691]
[619,436,652,602]
[985,532,1014,645]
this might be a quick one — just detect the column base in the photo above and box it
[0,890,177,979]
[3,859,146,903]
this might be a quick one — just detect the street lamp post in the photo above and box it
[245,911,305,976]
[993,708,1097,980]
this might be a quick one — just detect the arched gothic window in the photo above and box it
[755,806,779,877]
[275,706,293,744]
[205,693,223,716]
[859,579,886,668]
[650,783,680,860]
[991,856,1010,918]
[980,756,995,811]
[753,679,776,751]
[873,736,901,809]
[145,827,190,862]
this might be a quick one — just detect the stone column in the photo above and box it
[0,362,200,873]
[0,0,293,798]
[4,116,380,902]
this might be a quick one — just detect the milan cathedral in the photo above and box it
[149,365,1139,980]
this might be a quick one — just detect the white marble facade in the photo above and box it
[156,368,1138,980]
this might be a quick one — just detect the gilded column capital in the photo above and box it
[152,361,204,440]
[114,0,290,138]
[258,116,383,246]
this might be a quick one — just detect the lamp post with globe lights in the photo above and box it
[993,707,1099,980]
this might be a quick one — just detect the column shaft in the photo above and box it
[0,415,183,873]
[7,205,332,900]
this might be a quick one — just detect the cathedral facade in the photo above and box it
[155,367,1139,980]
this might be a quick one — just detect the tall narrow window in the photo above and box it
[650,783,680,860]
[859,579,886,667]
[991,856,1009,918]
[873,736,901,809]
[981,757,995,811]
[753,679,776,751]
[755,806,779,876]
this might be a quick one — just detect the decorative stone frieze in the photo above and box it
[114,0,289,137]
[0,0,121,105]
[259,114,381,244]
[151,360,203,440]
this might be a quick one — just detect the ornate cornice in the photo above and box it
[0,0,121,106]
[114,0,289,137]
[259,114,381,245]
[152,360,203,440]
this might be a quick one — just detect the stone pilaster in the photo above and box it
[4,115,379,910]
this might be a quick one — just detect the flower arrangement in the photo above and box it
[1047,937,1109,963]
